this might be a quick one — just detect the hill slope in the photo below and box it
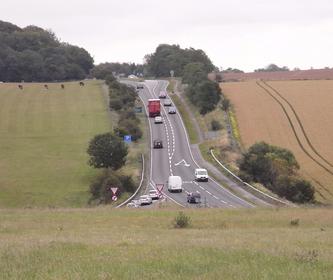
[0,80,111,207]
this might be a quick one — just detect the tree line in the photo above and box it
[87,73,143,204]
[0,20,94,82]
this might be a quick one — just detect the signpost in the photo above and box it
[110,187,118,202]
[156,184,164,198]
[124,135,132,144]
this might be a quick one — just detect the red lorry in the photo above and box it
[148,99,161,117]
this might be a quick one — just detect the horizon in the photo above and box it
[1,0,332,72]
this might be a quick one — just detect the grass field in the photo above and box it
[0,207,332,279]
[223,80,333,203]
[0,81,112,208]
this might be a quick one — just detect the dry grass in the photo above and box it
[0,207,332,279]
[223,80,333,203]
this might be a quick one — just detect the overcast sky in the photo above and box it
[1,0,333,72]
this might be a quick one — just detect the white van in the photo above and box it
[167,176,182,193]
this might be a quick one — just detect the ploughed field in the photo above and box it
[0,81,111,207]
[223,80,333,203]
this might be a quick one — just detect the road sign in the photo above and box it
[112,195,118,201]
[110,187,118,195]
[156,184,164,198]
[124,135,132,143]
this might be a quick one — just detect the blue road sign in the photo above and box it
[124,135,132,143]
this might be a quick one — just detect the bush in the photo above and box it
[173,211,191,228]
[87,132,128,170]
[239,142,314,203]
[109,98,122,111]
[221,98,230,111]
[116,118,143,141]
[89,170,136,204]
[211,119,222,131]
[290,218,300,226]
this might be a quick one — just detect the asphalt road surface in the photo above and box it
[132,80,258,208]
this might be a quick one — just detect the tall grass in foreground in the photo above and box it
[0,207,332,279]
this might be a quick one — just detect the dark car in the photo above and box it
[153,139,163,149]
[137,85,144,89]
[187,192,201,204]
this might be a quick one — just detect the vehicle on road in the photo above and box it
[148,99,161,117]
[195,168,209,182]
[168,106,176,114]
[127,200,139,208]
[164,99,172,106]
[153,139,163,149]
[167,176,183,193]
[187,192,201,204]
[159,91,167,99]
[154,116,163,124]
[139,195,152,205]
[149,190,160,200]
[136,84,144,89]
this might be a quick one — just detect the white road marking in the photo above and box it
[206,190,212,195]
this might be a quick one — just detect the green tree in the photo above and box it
[182,62,208,85]
[145,44,215,77]
[187,80,221,114]
[275,175,315,203]
[87,133,128,170]
[239,142,314,203]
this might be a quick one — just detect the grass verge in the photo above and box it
[170,94,199,144]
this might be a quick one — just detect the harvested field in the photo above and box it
[223,80,333,203]
[219,68,333,82]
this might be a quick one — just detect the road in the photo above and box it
[135,80,257,208]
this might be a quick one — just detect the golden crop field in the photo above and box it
[223,80,333,203]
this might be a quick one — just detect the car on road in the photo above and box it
[167,175,183,193]
[159,91,167,99]
[149,190,160,200]
[139,195,152,206]
[127,200,139,208]
[164,99,172,106]
[154,116,163,124]
[153,139,163,149]
[195,168,209,182]
[168,106,176,114]
[187,192,201,204]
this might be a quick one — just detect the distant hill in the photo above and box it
[0,20,94,82]
[213,68,333,82]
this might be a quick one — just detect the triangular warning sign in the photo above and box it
[110,187,118,195]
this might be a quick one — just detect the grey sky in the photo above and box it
[1,0,333,71]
